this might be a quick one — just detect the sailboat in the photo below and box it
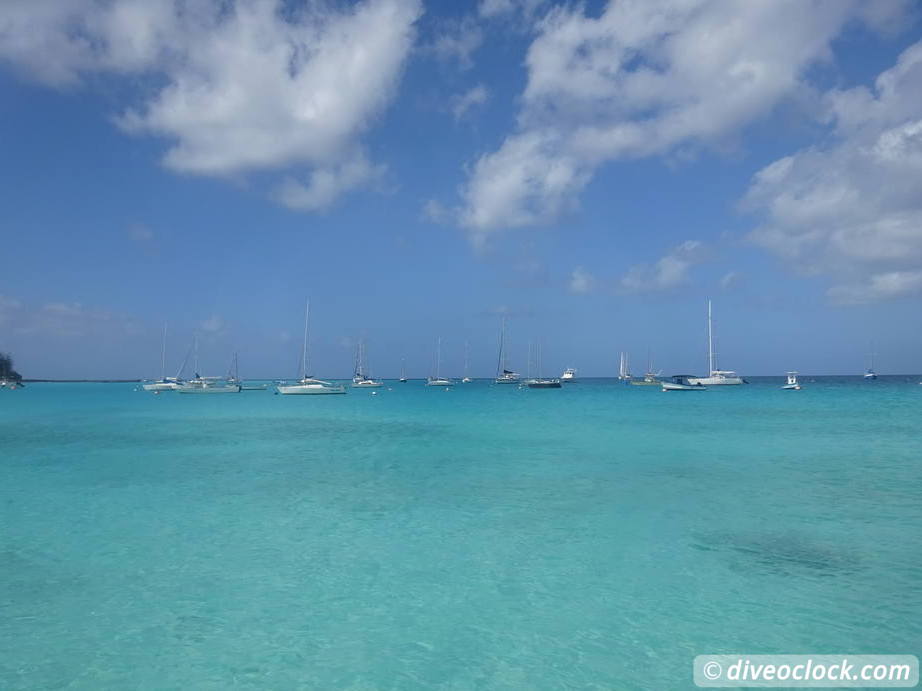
[399,358,408,383]
[618,351,631,382]
[782,371,801,390]
[427,337,453,386]
[462,340,472,382]
[175,336,242,393]
[864,345,878,379]
[352,340,383,387]
[277,300,346,395]
[630,350,661,386]
[494,316,520,384]
[687,300,744,386]
[525,342,561,388]
[142,323,182,391]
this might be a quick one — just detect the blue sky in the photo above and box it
[1,0,921,379]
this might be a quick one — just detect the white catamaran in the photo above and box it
[175,335,241,393]
[618,352,631,382]
[427,337,453,386]
[494,316,519,384]
[687,300,744,386]
[277,300,346,395]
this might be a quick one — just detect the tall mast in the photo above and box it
[193,334,199,377]
[301,298,310,379]
[707,299,714,374]
[436,337,442,379]
[160,322,167,380]
[496,316,506,376]
[464,340,470,378]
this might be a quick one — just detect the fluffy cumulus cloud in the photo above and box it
[0,0,422,208]
[456,0,910,240]
[745,41,922,303]
[619,240,707,293]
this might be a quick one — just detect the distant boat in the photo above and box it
[864,345,878,379]
[662,375,707,391]
[277,299,346,395]
[631,351,661,386]
[175,335,241,393]
[523,342,561,388]
[782,371,801,390]
[427,337,453,386]
[399,358,408,383]
[352,340,383,387]
[176,376,241,394]
[142,323,181,391]
[561,367,577,382]
[462,340,472,382]
[494,316,519,384]
[687,300,744,386]
[618,351,631,382]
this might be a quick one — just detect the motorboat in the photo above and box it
[561,367,577,382]
[781,372,801,390]
[662,375,707,391]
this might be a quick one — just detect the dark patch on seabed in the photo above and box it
[692,531,862,577]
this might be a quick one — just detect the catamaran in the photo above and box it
[782,372,801,390]
[427,337,453,386]
[687,300,744,386]
[142,323,182,391]
[352,340,383,387]
[277,300,346,395]
[494,316,519,384]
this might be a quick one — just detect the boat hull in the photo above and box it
[686,376,743,386]
[176,384,241,394]
[527,380,561,388]
[426,379,453,386]
[277,384,345,395]
[352,380,383,388]
[662,382,707,391]
[142,382,179,391]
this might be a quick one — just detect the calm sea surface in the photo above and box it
[2,378,921,689]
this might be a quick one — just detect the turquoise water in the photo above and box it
[2,378,921,689]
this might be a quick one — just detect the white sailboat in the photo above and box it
[352,340,383,387]
[399,358,408,383]
[630,349,661,386]
[427,337,453,386]
[864,345,878,379]
[618,351,631,382]
[782,371,801,390]
[142,323,182,391]
[277,300,346,395]
[687,300,744,386]
[494,316,519,384]
[175,335,241,393]
[462,340,472,382]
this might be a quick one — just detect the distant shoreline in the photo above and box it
[23,379,142,383]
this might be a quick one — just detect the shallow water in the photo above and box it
[2,378,921,689]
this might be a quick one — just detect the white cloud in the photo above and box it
[429,16,483,70]
[456,0,911,239]
[568,266,595,294]
[276,154,385,211]
[619,240,707,293]
[452,84,489,120]
[200,315,225,334]
[0,296,140,338]
[0,0,422,209]
[745,40,922,303]
[720,271,741,290]
[479,0,547,21]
